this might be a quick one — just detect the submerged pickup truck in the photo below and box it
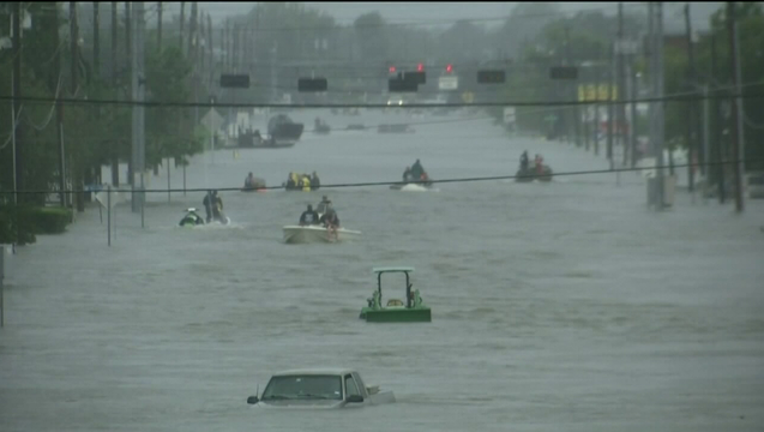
[246,368,396,409]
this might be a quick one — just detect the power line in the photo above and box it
[0,160,750,195]
[4,89,764,110]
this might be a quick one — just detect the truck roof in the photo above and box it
[271,368,357,377]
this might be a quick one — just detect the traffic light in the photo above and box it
[446,64,453,73]
[417,63,424,72]
[389,65,396,74]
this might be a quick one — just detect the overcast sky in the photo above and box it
[159,2,721,33]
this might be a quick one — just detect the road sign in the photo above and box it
[389,78,418,93]
[503,107,516,124]
[403,71,426,85]
[550,66,578,80]
[298,77,328,92]
[220,74,250,88]
[477,70,506,84]
[438,76,458,91]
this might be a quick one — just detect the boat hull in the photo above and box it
[515,165,553,182]
[360,307,431,323]
[390,182,434,191]
[283,225,361,244]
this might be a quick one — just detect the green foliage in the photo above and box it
[0,205,72,245]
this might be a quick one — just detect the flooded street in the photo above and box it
[2,110,763,432]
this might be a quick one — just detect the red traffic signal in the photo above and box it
[446,64,453,73]
[389,66,396,73]
[417,63,424,72]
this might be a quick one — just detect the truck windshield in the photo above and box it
[262,375,343,401]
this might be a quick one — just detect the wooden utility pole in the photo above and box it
[125,2,133,186]
[223,20,229,70]
[726,2,744,213]
[684,3,697,192]
[12,2,23,205]
[110,2,119,186]
[93,3,100,79]
[208,13,213,91]
[180,2,185,53]
[188,2,197,60]
[70,2,85,212]
[606,43,614,166]
[710,32,724,204]
[617,3,628,167]
[157,2,162,51]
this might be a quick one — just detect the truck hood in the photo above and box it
[256,399,345,409]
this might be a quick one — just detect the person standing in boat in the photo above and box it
[299,205,320,226]
[244,172,255,188]
[316,196,331,214]
[520,151,529,171]
[411,159,424,180]
[403,166,412,183]
[311,171,321,190]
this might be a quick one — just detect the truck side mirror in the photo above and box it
[346,394,364,403]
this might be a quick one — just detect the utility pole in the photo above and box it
[617,3,628,168]
[656,2,666,207]
[12,3,22,207]
[684,3,698,192]
[157,2,162,51]
[125,2,132,186]
[91,2,101,189]
[727,2,744,213]
[606,43,614,168]
[565,25,581,148]
[188,2,197,60]
[710,32,724,204]
[208,13,214,93]
[179,2,185,54]
[131,2,146,215]
[71,2,85,213]
[110,2,119,186]
[93,3,100,79]
[56,23,66,207]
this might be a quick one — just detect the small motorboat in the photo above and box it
[515,164,553,182]
[314,119,331,134]
[359,267,431,323]
[377,124,413,134]
[241,176,267,192]
[282,224,361,244]
[268,114,304,146]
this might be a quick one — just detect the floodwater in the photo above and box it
[2,109,763,432]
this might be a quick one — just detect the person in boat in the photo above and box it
[311,171,321,190]
[300,175,312,192]
[535,154,544,174]
[420,172,430,185]
[286,172,297,190]
[520,150,529,171]
[244,172,255,188]
[211,191,224,221]
[403,166,413,183]
[316,195,331,214]
[321,207,340,229]
[202,190,215,222]
[411,159,424,180]
[299,204,320,226]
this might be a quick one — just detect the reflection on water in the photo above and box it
[1,110,764,432]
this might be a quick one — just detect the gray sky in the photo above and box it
[163,2,720,33]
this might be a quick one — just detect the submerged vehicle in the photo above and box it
[378,124,413,134]
[179,208,205,227]
[268,114,304,146]
[314,119,331,134]
[516,163,553,183]
[359,267,432,323]
[246,368,395,409]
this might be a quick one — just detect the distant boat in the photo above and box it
[268,114,304,146]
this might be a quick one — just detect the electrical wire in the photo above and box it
[24,73,62,131]
[0,160,751,195]
[0,105,24,151]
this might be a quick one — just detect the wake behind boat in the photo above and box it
[282,224,361,244]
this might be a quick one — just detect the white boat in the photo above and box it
[283,225,362,244]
